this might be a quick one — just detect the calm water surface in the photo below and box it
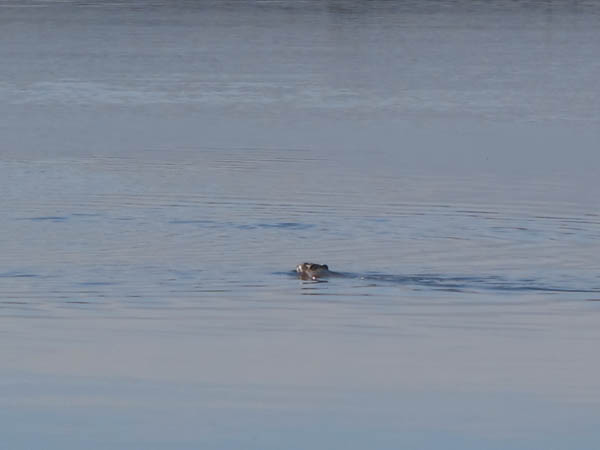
[2,1,600,449]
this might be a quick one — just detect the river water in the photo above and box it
[2,1,600,449]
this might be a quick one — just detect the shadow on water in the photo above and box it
[279,271,600,294]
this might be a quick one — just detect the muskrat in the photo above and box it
[296,262,335,280]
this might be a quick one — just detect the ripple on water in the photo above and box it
[1,149,600,319]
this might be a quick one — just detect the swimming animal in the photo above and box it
[295,262,336,280]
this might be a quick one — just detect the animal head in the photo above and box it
[296,262,330,280]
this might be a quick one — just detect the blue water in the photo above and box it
[1,1,600,449]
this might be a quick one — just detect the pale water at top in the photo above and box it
[1,1,600,449]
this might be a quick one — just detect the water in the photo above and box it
[2,1,600,449]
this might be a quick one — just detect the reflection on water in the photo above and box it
[2,1,600,449]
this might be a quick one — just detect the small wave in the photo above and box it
[284,270,600,294]
[255,222,314,230]
[17,216,68,222]
[0,271,38,278]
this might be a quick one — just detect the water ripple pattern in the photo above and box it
[2,3,600,449]
[1,148,599,323]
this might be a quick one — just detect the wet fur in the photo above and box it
[296,262,333,280]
